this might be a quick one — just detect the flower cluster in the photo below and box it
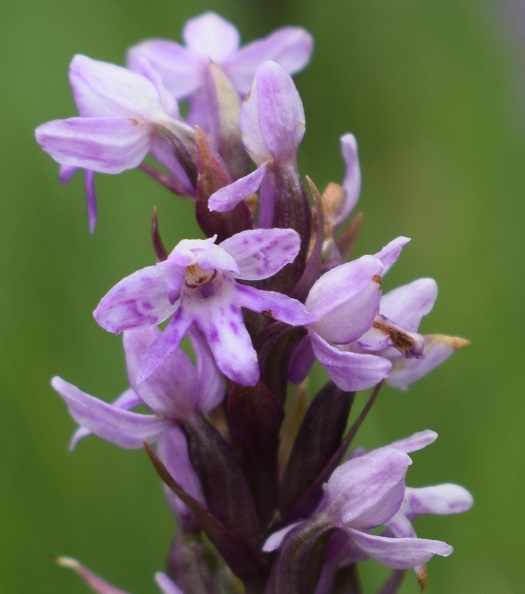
[37,11,471,594]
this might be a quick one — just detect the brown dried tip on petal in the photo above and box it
[372,274,382,285]
[416,563,428,592]
[151,207,169,262]
[427,334,470,349]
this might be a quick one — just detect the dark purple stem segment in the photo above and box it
[181,414,262,549]
[143,442,265,578]
[279,382,355,514]
[283,382,383,523]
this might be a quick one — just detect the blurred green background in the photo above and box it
[1,0,523,592]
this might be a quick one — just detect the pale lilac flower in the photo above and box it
[208,61,305,226]
[94,229,314,386]
[53,326,215,522]
[127,11,313,127]
[57,557,183,594]
[265,432,467,580]
[52,325,223,450]
[360,237,469,388]
[313,432,473,593]
[35,55,195,229]
[290,237,464,391]
[264,447,453,569]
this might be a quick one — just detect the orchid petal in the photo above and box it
[402,484,473,519]
[167,237,239,274]
[155,573,185,594]
[129,58,179,118]
[250,61,305,164]
[262,521,302,552]
[188,328,226,413]
[52,377,170,449]
[208,162,268,212]
[335,134,361,226]
[68,387,142,450]
[157,430,205,526]
[375,237,411,274]
[137,307,194,383]
[183,12,240,62]
[326,448,411,528]
[381,278,438,332]
[310,333,391,392]
[241,72,269,165]
[35,117,151,174]
[127,40,203,98]
[346,529,453,569]
[94,265,175,334]
[235,284,314,326]
[194,300,259,386]
[59,164,78,183]
[84,169,98,233]
[123,327,198,419]
[388,430,438,454]
[306,255,383,344]
[387,334,468,390]
[69,54,163,119]
[225,27,313,94]
[288,335,315,384]
[220,228,300,280]
[385,512,417,539]
[149,135,194,195]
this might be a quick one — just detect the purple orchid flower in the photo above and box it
[57,557,183,594]
[208,61,305,225]
[127,12,313,129]
[265,431,471,586]
[357,237,469,388]
[94,228,315,386]
[311,431,473,594]
[35,55,195,231]
[52,326,222,520]
[290,236,465,391]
